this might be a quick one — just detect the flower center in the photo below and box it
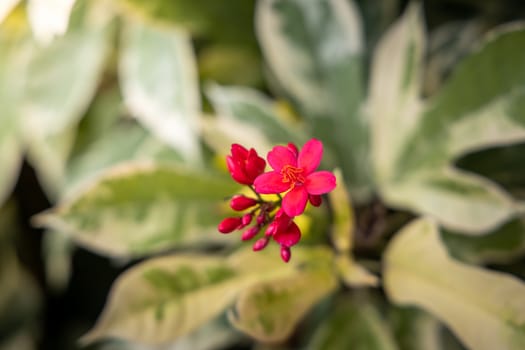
[281,165,305,184]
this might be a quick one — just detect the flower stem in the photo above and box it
[249,185,264,201]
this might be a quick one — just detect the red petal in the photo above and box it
[287,143,299,157]
[267,145,297,171]
[226,156,251,185]
[298,138,323,174]
[245,150,266,180]
[282,186,308,217]
[231,144,248,159]
[273,221,301,247]
[305,171,336,195]
[273,209,292,232]
[254,172,289,194]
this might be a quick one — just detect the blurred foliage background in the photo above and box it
[2,0,525,349]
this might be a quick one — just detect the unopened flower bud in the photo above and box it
[280,246,291,263]
[230,195,258,211]
[241,213,253,227]
[256,212,266,225]
[309,194,322,207]
[253,237,269,251]
[218,217,241,234]
[265,222,277,236]
[242,226,260,241]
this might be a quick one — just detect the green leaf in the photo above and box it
[400,25,525,172]
[355,0,399,50]
[368,2,424,183]
[65,122,182,198]
[335,255,378,288]
[0,23,25,206]
[27,0,77,43]
[71,86,122,157]
[0,203,41,340]
[42,230,74,293]
[374,18,525,233]
[0,0,20,24]
[456,143,525,200]
[21,2,112,138]
[205,84,306,153]
[81,246,313,345]
[328,169,355,253]
[199,45,263,87]
[117,0,256,44]
[307,296,398,350]
[92,317,238,350]
[26,124,77,200]
[229,249,337,343]
[256,0,371,200]
[328,169,378,287]
[390,307,443,350]
[0,116,21,207]
[16,1,113,197]
[34,164,240,258]
[384,217,525,350]
[425,20,483,95]
[120,18,201,162]
[442,217,525,264]
[169,316,241,350]
[382,167,516,233]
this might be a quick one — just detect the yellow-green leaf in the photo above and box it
[81,246,312,345]
[229,247,337,343]
[335,255,378,288]
[256,0,371,200]
[34,163,240,258]
[120,18,201,163]
[384,217,525,350]
[328,169,354,253]
[307,296,398,350]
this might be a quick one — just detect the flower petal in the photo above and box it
[282,186,308,216]
[254,171,289,194]
[231,144,248,159]
[273,221,301,247]
[267,145,297,171]
[298,138,323,174]
[226,156,251,185]
[245,149,266,180]
[287,143,298,157]
[305,171,336,195]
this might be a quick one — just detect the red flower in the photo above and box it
[226,144,266,185]
[254,139,336,217]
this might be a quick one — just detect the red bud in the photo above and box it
[280,246,291,263]
[253,237,269,251]
[242,226,259,241]
[230,195,257,211]
[241,213,253,227]
[309,194,322,207]
[218,217,241,233]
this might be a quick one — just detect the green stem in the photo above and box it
[249,185,264,201]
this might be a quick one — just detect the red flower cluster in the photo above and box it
[218,139,336,262]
